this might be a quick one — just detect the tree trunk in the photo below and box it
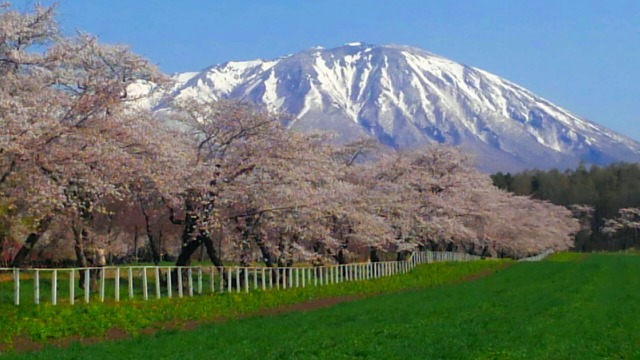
[171,239,201,291]
[255,238,275,267]
[336,249,347,265]
[369,247,380,263]
[446,241,456,252]
[74,226,94,290]
[0,234,5,267]
[175,239,201,267]
[158,229,163,261]
[396,250,411,261]
[201,235,223,267]
[175,194,200,267]
[234,214,261,267]
[133,225,139,263]
[11,233,40,268]
[174,231,222,267]
[147,233,160,264]
[10,216,52,268]
[140,201,161,265]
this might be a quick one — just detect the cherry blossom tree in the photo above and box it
[602,208,640,249]
[336,144,579,260]
[0,3,182,271]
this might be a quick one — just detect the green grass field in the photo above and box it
[0,260,506,348]
[4,254,640,359]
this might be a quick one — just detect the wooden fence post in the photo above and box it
[254,268,258,290]
[332,266,337,284]
[234,267,240,293]
[128,267,134,299]
[167,267,173,298]
[142,268,148,301]
[282,268,287,290]
[69,270,74,305]
[13,269,19,306]
[178,268,183,298]
[155,267,161,299]
[34,270,40,305]
[85,268,91,303]
[244,267,249,293]
[51,269,57,306]
[115,268,120,302]
[219,267,224,293]
[210,266,215,294]
[100,268,106,302]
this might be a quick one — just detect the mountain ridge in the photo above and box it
[142,43,640,172]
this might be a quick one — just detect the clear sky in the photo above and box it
[13,0,640,141]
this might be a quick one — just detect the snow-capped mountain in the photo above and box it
[150,42,640,172]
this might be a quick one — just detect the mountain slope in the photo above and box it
[152,43,640,172]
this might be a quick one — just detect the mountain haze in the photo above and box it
[147,43,640,172]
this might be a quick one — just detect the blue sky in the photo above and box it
[14,0,640,141]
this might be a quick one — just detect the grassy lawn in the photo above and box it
[3,254,640,359]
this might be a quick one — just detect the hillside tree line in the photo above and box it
[492,162,640,251]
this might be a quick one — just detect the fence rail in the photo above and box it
[0,251,481,306]
[518,249,555,262]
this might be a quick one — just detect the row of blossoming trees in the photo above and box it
[0,4,579,270]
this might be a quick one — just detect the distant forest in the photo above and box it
[492,162,640,251]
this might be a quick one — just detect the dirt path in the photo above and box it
[455,261,512,283]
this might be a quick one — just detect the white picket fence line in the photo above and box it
[518,249,555,262]
[0,251,480,306]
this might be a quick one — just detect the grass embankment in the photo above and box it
[6,253,640,359]
[0,259,506,352]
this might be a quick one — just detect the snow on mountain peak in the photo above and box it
[153,43,640,172]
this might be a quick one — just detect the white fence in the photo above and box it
[0,251,480,306]
[518,249,555,262]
